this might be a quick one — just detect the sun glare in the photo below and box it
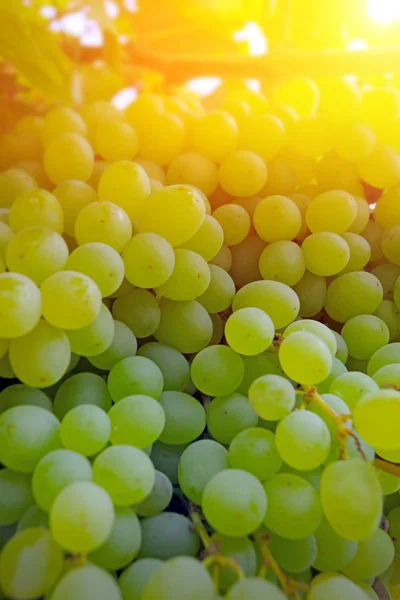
[367,0,400,24]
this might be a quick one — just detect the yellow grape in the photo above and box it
[361,220,383,262]
[80,100,122,142]
[9,189,64,234]
[87,160,108,190]
[340,232,371,273]
[75,201,132,253]
[0,272,42,338]
[156,249,210,301]
[125,93,164,134]
[273,77,319,118]
[95,119,138,163]
[54,180,98,237]
[259,240,305,286]
[382,224,400,266]
[219,151,267,197]
[289,116,333,158]
[302,232,350,276]
[193,111,238,162]
[360,86,400,135]
[122,233,175,289]
[220,98,251,124]
[315,151,362,195]
[347,197,370,234]
[239,115,285,161]
[0,221,14,260]
[44,133,94,185]
[254,195,301,243]
[212,204,251,247]
[334,122,376,162]
[306,190,357,234]
[280,147,316,186]
[98,161,150,221]
[135,158,166,185]
[210,244,232,272]
[66,242,125,297]
[319,78,362,124]
[374,185,400,230]
[262,157,297,196]
[42,107,87,145]
[358,144,400,189]
[167,152,218,196]
[179,215,224,262]
[139,113,185,166]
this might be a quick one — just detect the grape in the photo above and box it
[207,392,258,444]
[313,518,358,572]
[212,204,251,246]
[279,331,332,384]
[348,196,370,234]
[210,243,232,271]
[0,384,52,413]
[151,441,188,485]
[225,577,286,600]
[126,92,163,129]
[373,363,400,389]
[249,374,295,420]
[53,180,97,236]
[158,391,205,444]
[308,572,374,600]
[6,226,68,284]
[0,354,14,379]
[306,190,357,233]
[376,467,400,494]
[44,132,94,184]
[362,220,383,261]
[229,427,282,481]
[139,112,186,165]
[239,112,285,160]
[137,342,189,392]
[0,338,7,362]
[372,263,400,295]
[284,319,337,356]
[156,249,210,301]
[291,116,333,157]
[343,527,395,581]
[42,106,86,144]
[67,304,115,357]
[32,448,92,511]
[108,356,163,402]
[232,280,300,329]
[95,119,138,162]
[340,232,371,274]
[315,355,347,395]
[324,271,383,323]
[193,110,237,162]
[309,393,351,436]
[142,556,214,600]
[75,201,132,252]
[293,270,327,318]
[9,188,63,233]
[50,563,121,600]
[178,439,229,504]
[238,352,284,396]
[67,242,124,297]
[203,470,267,537]
[335,122,375,162]
[263,473,323,539]
[179,215,224,262]
[354,389,400,450]
[60,404,111,456]
[219,150,267,197]
[197,264,235,313]
[9,320,71,388]
[0,272,41,338]
[269,532,317,573]
[0,168,37,209]
[135,470,173,517]
[259,240,305,286]
[97,160,150,221]
[262,156,297,196]
[0,222,13,261]
[225,308,274,356]
[122,233,175,289]
[0,528,63,599]
[17,505,48,531]
[109,395,165,448]
[375,300,400,342]
[112,288,161,338]
[50,480,114,553]
[156,298,213,353]
[368,342,400,376]
[119,558,163,600]
[93,445,155,505]
[167,152,218,196]
[229,236,266,287]
[276,411,331,471]
[302,232,350,276]
[0,470,33,524]
[54,372,112,420]
[359,143,400,189]
[342,315,390,360]
[321,459,382,540]
[89,321,137,371]
[253,195,301,243]
[90,506,141,570]
[138,512,200,560]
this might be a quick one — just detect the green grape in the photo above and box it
[178,439,229,505]
[197,264,235,313]
[50,563,121,600]
[279,463,322,490]
[259,240,305,286]
[54,372,112,420]
[378,447,400,462]
[135,470,173,517]
[310,393,351,436]
[279,331,332,384]
[119,558,163,600]
[0,384,52,413]
[306,189,357,233]
[17,505,48,531]
[212,204,251,246]
[93,445,155,505]
[179,215,224,262]
[0,354,14,379]
[122,233,175,289]
[88,321,137,371]
[107,356,163,402]
[44,132,94,184]
[332,330,349,363]
[151,441,188,485]
[376,467,400,494]
[0,338,7,362]
[263,473,323,539]
[388,506,400,543]
[373,363,400,389]
[156,249,210,301]
[368,342,400,376]
[325,430,375,466]
[167,151,217,195]
[382,224,400,265]
[232,280,300,329]
[53,180,97,236]
[67,304,114,357]
[342,315,390,360]
[60,405,111,457]
[361,220,383,261]
[325,272,383,323]
[354,389,400,450]
[138,512,200,560]
[206,393,258,445]
[112,288,161,339]
[253,194,301,244]
[308,572,374,600]
[228,427,282,481]
[269,532,317,573]
[137,342,189,392]
[0,272,41,338]
[66,242,124,298]
[95,120,138,162]
[158,391,205,444]
[375,300,400,342]
[293,270,327,318]
[0,469,32,525]
[284,319,337,356]
[50,481,114,553]
[302,232,350,276]
[316,357,348,394]
[226,577,286,600]
[343,527,394,580]
[321,459,382,540]
[237,352,285,396]
[372,263,400,296]
[0,221,13,261]
[6,226,68,285]
[340,232,371,273]
[75,201,132,252]
[0,168,37,209]
[202,470,267,537]
[209,534,257,593]
[329,371,378,411]
[89,506,141,570]
[191,345,244,397]
[142,556,214,600]
[313,518,358,572]
[0,405,60,473]
[276,411,331,471]
[225,308,274,356]
[155,298,212,353]
[109,395,165,448]
[9,188,64,233]
[0,528,63,599]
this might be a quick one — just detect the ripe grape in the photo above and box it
[119,558,163,600]
[354,389,400,450]
[213,203,251,246]
[112,288,161,338]
[109,395,165,448]
[279,331,332,384]
[141,556,214,600]
[139,512,200,560]
[259,240,305,286]
[60,404,111,456]
[44,132,94,184]
[67,304,115,357]
[54,372,112,420]
[302,232,350,276]
[313,518,358,572]
[135,470,173,517]
[155,298,213,353]
[343,528,394,580]
[206,393,258,445]
[0,384,52,413]
[158,391,206,444]
[228,427,282,481]
[167,152,218,196]
[191,345,244,396]
[225,577,287,600]
[53,179,97,236]
[0,272,41,338]
[219,150,267,197]
[156,249,210,301]
[51,562,121,600]
[225,307,274,356]
[194,111,238,162]
[253,195,301,243]
[88,321,137,371]
[342,314,390,360]
[0,168,37,209]
[122,233,175,289]
[75,201,132,252]
[67,242,124,297]
[249,374,295,421]
[0,470,33,525]
[324,271,383,323]
[107,356,163,402]
[276,411,331,471]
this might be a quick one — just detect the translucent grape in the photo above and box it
[225,308,274,356]
[290,116,333,158]
[67,304,115,357]
[306,190,357,233]
[225,577,286,600]
[342,315,390,360]
[155,298,213,353]
[95,119,138,162]
[151,441,188,485]
[228,236,266,287]
[32,449,92,511]
[206,393,258,445]
[358,143,400,189]
[54,180,97,236]
[284,319,337,356]
[10,320,70,388]
[54,372,112,420]
[107,356,163,402]
[138,512,200,560]
[112,288,161,338]
[0,221,13,261]
[335,122,375,162]
[126,92,164,131]
[376,467,400,494]
[17,505,48,532]
[219,150,267,197]
[249,374,295,421]
[137,342,189,392]
[293,270,327,318]
[42,106,86,144]
[269,532,317,574]
[374,185,400,230]
[197,264,235,314]
[66,242,124,297]
[122,233,175,289]
[90,506,141,570]
[9,188,64,233]
[317,358,348,394]
[253,195,301,243]
[109,395,165,448]
[374,300,400,341]
[179,215,224,262]
[313,518,358,572]
[302,232,350,276]
[343,528,394,580]
[368,342,400,376]
[60,405,111,456]
[135,158,166,185]
[325,272,383,323]
[50,563,121,600]
[93,445,155,505]
[361,220,383,261]
[259,240,305,286]
[98,160,150,221]
[279,331,332,384]
[0,168,37,209]
[212,204,251,247]
[75,201,132,252]
[340,232,371,273]
[308,572,374,600]
[158,391,205,444]
[373,363,400,389]
[276,411,331,471]
[191,345,244,396]
[0,272,41,338]
[119,558,163,600]
[320,459,382,540]
[156,249,210,301]
[6,227,68,285]
[262,156,297,196]
[0,384,52,413]
[135,470,173,517]
[167,152,218,196]
[0,470,33,525]
[348,196,370,234]
[210,243,232,271]
[193,110,238,162]
[228,427,282,481]
[273,78,318,118]
[237,352,285,396]
[354,389,400,450]
[142,556,214,600]
[239,113,285,161]
[263,473,323,539]
[88,321,137,371]
[44,132,94,184]
[0,528,63,599]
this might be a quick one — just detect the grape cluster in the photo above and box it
[0,78,400,599]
